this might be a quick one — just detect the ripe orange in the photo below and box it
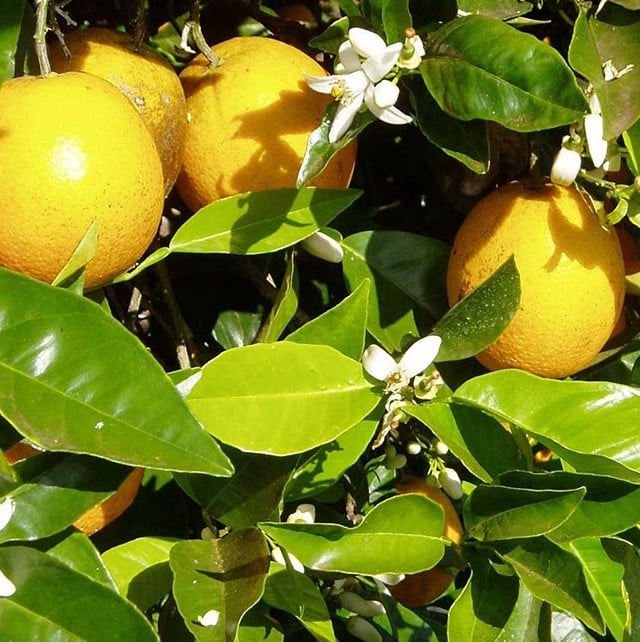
[0,71,164,290]
[388,476,464,608]
[446,179,625,378]
[175,36,357,211]
[49,27,187,195]
[3,442,143,536]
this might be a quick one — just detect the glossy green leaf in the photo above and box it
[421,15,587,131]
[0,454,133,544]
[448,552,540,641]
[409,76,490,175]
[176,448,299,528]
[375,592,443,641]
[237,605,284,642]
[456,0,533,20]
[102,536,177,611]
[260,494,446,575]
[170,529,270,642]
[51,219,97,289]
[408,400,527,483]
[463,485,585,541]
[212,310,263,350]
[0,546,158,641]
[284,415,378,500]
[498,470,640,542]
[286,279,370,360]
[342,231,450,352]
[495,538,604,634]
[112,247,172,283]
[0,0,25,81]
[308,16,350,55]
[623,118,640,176]
[433,256,520,362]
[568,537,626,642]
[0,269,233,476]
[380,0,411,44]
[170,188,362,255]
[569,5,640,139]
[187,342,379,455]
[453,370,640,483]
[263,566,336,642]
[255,251,298,343]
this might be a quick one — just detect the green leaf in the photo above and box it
[409,76,491,175]
[568,537,627,642]
[308,16,350,55]
[286,279,370,360]
[463,484,586,541]
[170,188,362,255]
[51,219,98,289]
[170,529,270,642]
[495,537,604,634]
[421,15,588,131]
[569,5,640,139]
[0,546,158,641]
[448,552,541,641]
[260,494,446,575]
[498,470,640,542]
[0,454,134,543]
[255,251,298,343]
[263,566,336,642]
[433,256,520,362]
[0,0,25,81]
[284,415,378,500]
[102,536,177,611]
[623,118,640,176]
[456,0,533,20]
[453,370,640,483]
[0,269,232,477]
[407,401,528,483]
[112,247,172,283]
[212,310,263,350]
[380,0,411,44]
[176,448,299,528]
[342,231,450,352]
[187,342,379,456]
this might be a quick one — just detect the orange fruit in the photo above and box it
[446,179,625,378]
[3,442,143,536]
[0,71,164,290]
[388,476,464,608]
[175,36,356,211]
[49,27,187,195]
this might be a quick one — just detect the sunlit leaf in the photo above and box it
[0,0,25,81]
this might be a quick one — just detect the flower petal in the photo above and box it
[550,145,582,186]
[584,113,608,168]
[197,610,220,627]
[0,569,15,598]
[398,335,441,378]
[329,92,364,143]
[362,344,397,382]
[338,40,362,73]
[300,232,344,263]
[348,28,386,59]
[287,503,316,524]
[304,73,339,95]
[373,80,399,109]
[364,86,412,125]
[0,497,14,533]
[362,43,402,83]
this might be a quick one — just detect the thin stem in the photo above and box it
[34,0,52,75]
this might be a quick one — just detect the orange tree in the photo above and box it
[0,0,639,640]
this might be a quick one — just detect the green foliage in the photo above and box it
[2,1,640,640]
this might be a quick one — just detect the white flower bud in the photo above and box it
[406,441,422,455]
[434,441,449,456]
[346,616,383,642]
[0,569,15,597]
[339,591,386,616]
[373,80,400,109]
[584,113,608,168]
[438,468,463,500]
[287,503,316,524]
[300,231,344,263]
[271,547,305,573]
[0,497,15,532]
[550,145,582,186]
[197,609,220,627]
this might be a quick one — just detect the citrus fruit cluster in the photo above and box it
[446,179,625,378]
[0,29,353,291]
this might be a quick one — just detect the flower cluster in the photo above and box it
[305,27,424,143]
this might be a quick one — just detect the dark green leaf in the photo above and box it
[0,270,232,476]
[456,0,534,20]
[463,485,585,541]
[453,370,640,483]
[212,310,263,350]
[433,256,520,362]
[343,231,450,352]
[495,538,604,634]
[187,342,379,456]
[0,0,25,81]
[170,529,270,642]
[308,16,350,54]
[380,0,411,44]
[569,6,640,139]
[286,279,370,360]
[623,117,640,176]
[408,401,528,483]
[421,15,588,131]
[260,494,446,575]
[170,188,361,255]
[0,546,158,641]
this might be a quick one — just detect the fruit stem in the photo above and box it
[182,1,219,68]
[34,0,52,75]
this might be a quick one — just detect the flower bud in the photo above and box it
[0,569,15,597]
[339,591,386,616]
[550,145,582,186]
[438,467,463,500]
[287,503,316,524]
[434,440,449,456]
[197,610,220,627]
[300,231,344,263]
[406,440,422,455]
[345,616,383,642]
[584,113,608,168]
